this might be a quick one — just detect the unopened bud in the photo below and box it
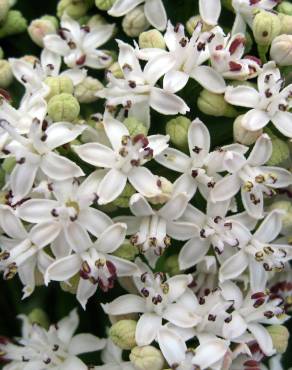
[148,177,173,205]
[47,93,80,122]
[233,114,262,145]
[60,274,80,294]
[198,90,238,118]
[0,10,27,39]
[164,255,180,276]
[0,0,9,23]
[74,76,103,103]
[45,76,74,101]
[28,308,49,330]
[253,10,281,46]
[2,156,16,173]
[266,130,290,166]
[269,201,292,236]
[107,61,123,78]
[28,17,57,47]
[109,320,137,350]
[166,116,191,151]
[113,183,136,208]
[186,15,213,35]
[267,325,290,354]
[139,29,165,49]
[278,1,292,16]
[279,14,292,35]
[130,345,165,370]
[271,35,292,66]
[0,60,13,88]
[87,14,107,28]
[95,0,116,11]
[57,0,92,19]
[113,241,139,261]
[124,117,148,136]
[122,6,149,37]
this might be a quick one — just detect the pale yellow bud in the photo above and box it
[109,320,137,350]
[45,76,74,101]
[267,325,290,354]
[107,61,123,78]
[0,60,13,88]
[166,116,191,151]
[233,115,263,145]
[122,6,149,37]
[198,90,238,118]
[130,346,165,370]
[186,15,213,35]
[0,0,9,23]
[47,93,80,122]
[74,76,103,103]
[253,10,281,46]
[139,29,166,49]
[270,34,292,66]
[28,18,57,47]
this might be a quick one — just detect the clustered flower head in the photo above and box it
[0,0,292,369]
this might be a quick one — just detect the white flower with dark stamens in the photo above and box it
[211,134,292,219]
[117,190,198,267]
[191,256,219,298]
[219,210,292,291]
[231,0,279,34]
[0,119,85,203]
[97,41,189,128]
[44,13,115,69]
[102,271,196,347]
[156,118,249,200]
[178,199,254,271]
[17,179,113,257]
[0,205,53,298]
[0,309,106,370]
[225,62,292,137]
[199,0,221,26]
[208,27,262,80]
[221,281,287,356]
[228,342,264,370]
[137,22,226,94]
[73,113,169,205]
[45,222,137,308]
[108,0,167,31]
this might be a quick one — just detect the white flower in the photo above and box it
[156,118,248,200]
[117,189,197,267]
[44,13,115,69]
[17,179,112,256]
[208,27,261,80]
[108,0,167,31]
[45,221,138,308]
[211,134,292,219]
[199,0,221,26]
[97,41,189,128]
[1,119,85,203]
[0,205,53,298]
[0,309,106,370]
[191,256,219,297]
[225,62,292,138]
[219,210,292,291]
[73,112,169,204]
[137,22,226,94]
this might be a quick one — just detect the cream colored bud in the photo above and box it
[0,60,13,88]
[198,90,238,118]
[28,308,49,329]
[148,177,173,205]
[123,117,148,136]
[95,0,116,11]
[107,61,123,78]
[186,15,213,35]
[130,346,165,370]
[139,29,165,49]
[109,320,137,350]
[233,115,262,145]
[166,116,191,151]
[270,34,292,66]
[0,0,9,23]
[45,76,74,101]
[253,10,281,46]
[269,201,292,236]
[279,14,292,34]
[0,10,27,39]
[74,76,103,103]
[113,241,139,261]
[122,6,149,37]
[47,93,80,122]
[87,14,107,28]
[278,1,292,16]
[28,18,57,47]
[57,0,91,19]
[267,325,290,354]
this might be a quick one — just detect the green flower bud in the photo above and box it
[122,6,149,37]
[47,93,80,122]
[278,14,292,35]
[266,131,290,166]
[60,274,80,294]
[28,17,57,47]
[0,169,5,188]
[109,320,137,350]
[0,46,4,59]
[2,156,16,173]
[222,0,234,12]
[164,255,180,276]
[41,15,59,29]
[233,115,263,145]
[148,177,173,205]
[95,0,116,11]
[130,346,165,370]
[198,90,238,118]
[277,1,292,16]
[267,325,290,354]
[166,116,191,151]
[113,183,136,208]
[0,0,9,23]
[0,60,13,88]
[186,15,213,35]
[113,241,139,261]
[269,200,292,236]
[45,76,74,101]
[253,10,281,46]
[107,61,123,78]
[139,29,165,49]
[87,14,107,28]
[123,117,148,136]
[74,76,103,103]
[271,35,292,66]
[0,10,27,39]
[57,0,91,19]
[28,308,50,330]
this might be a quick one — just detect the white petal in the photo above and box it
[57,308,79,344]
[103,112,129,151]
[41,48,61,75]
[0,206,27,239]
[147,134,169,157]
[224,86,260,108]
[144,0,167,30]
[219,250,249,282]
[167,221,198,240]
[167,274,192,301]
[45,122,85,150]
[101,294,146,315]
[242,108,270,131]
[69,334,106,355]
[117,40,142,75]
[62,357,87,370]
[164,303,201,327]
[135,313,161,346]
[262,166,292,188]
[192,339,229,368]
[98,169,127,204]
[188,118,210,154]
[247,134,272,166]
[94,223,126,253]
[78,208,112,237]
[51,231,72,258]
[155,148,191,173]
[129,193,154,216]
[73,143,116,168]
[108,0,144,16]
[179,238,209,270]
[77,278,98,309]
[247,323,275,356]
[254,210,282,243]
[158,327,187,367]
[41,152,84,180]
[191,66,226,93]
[223,312,247,339]
[144,54,176,85]
[249,258,267,293]
[163,70,189,93]
[17,199,57,223]
[107,255,138,276]
[158,193,189,220]
[64,222,92,253]
[83,24,114,49]
[211,174,241,202]
[272,111,292,138]
[128,167,160,197]
[30,221,61,248]
[149,87,189,115]
[10,163,38,201]
[199,0,221,25]
[45,254,81,284]
[43,34,70,56]
[241,187,264,220]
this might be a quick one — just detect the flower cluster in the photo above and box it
[0,0,292,369]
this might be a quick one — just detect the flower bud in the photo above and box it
[267,325,290,354]
[222,0,234,12]
[57,0,92,19]
[0,47,4,59]
[266,132,290,166]
[271,35,292,66]
[109,320,137,350]
[0,169,5,189]
[74,76,103,103]
[0,60,13,88]
[252,10,281,46]
[0,0,9,23]
[2,156,16,173]
[113,183,136,208]
[123,117,148,136]
[122,6,149,37]
[278,14,292,35]
[277,1,292,16]
[60,274,80,294]
[45,76,74,101]
[198,90,238,118]
[87,14,107,28]
[130,346,165,370]
[166,116,191,151]
[0,10,27,39]
[164,255,180,276]
[269,201,292,236]
[28,308,49,329]
[139,29,165,49]
[113,241,139,261]
[95,0,116,11]
[47,93,80,122]
[107,61,123,78]
[233,115,263,145]
[186,15,213,35]
[28,17,57,47]
[148,177,173,205]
